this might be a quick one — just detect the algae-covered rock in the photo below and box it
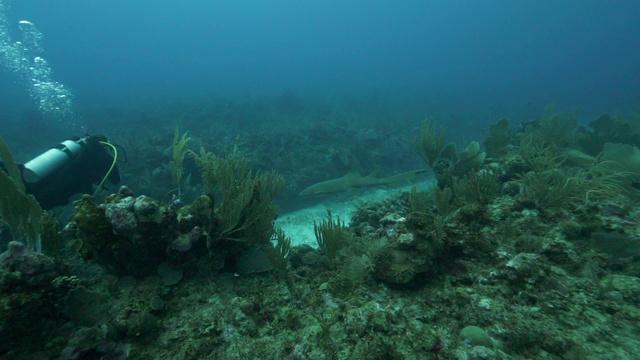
[0,242,71,356]
[150,296,166,311]
[373,240,435,285]
[0,241,56,287]
[104,196,137,237]
[133,195,160,222]
[157,262,183,286]
[458,325,493,348]
[170,226,203,253]
[502,253,547,286]
[601,142,640,187]
[65,286,113,327]
[68,195,115,254]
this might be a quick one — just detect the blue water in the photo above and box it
[1,0,640,142]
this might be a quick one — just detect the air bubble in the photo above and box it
[1,1,79,127]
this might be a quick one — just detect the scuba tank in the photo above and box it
[22,137,89,183]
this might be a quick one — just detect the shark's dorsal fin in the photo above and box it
[345,166,362,178]
[365,170,379,179]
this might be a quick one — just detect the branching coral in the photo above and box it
[515,161,627,210]
[523,106,577,148]
[265,227,291,273]
[453,171,500,205]
[314,210,350,268]
[484,118,512,157]
[170,126,190,199]
[415,118,448,170]
[191,147,285,247]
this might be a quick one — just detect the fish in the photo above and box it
[299,168,428,196]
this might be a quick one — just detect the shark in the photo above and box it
[299,168,429,196]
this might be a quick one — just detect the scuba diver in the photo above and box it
[1,135,120,210]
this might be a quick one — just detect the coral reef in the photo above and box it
[2,108,640,359]
[0,241,71,356]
